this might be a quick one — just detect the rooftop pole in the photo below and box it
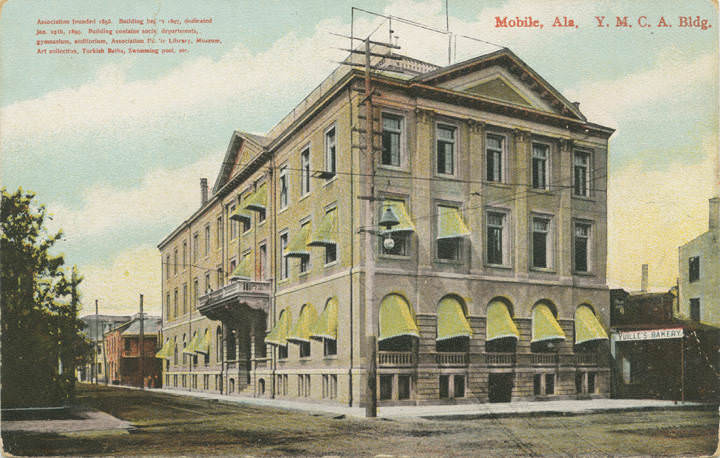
[140,293,144,389]
[94,299,99,385]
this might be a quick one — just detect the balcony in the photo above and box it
[436,352,469,367]
[197,280,271,321]
[575,352,598,366]
[531,353,559,365]
[484,352,516,366]
[378,351,415,367]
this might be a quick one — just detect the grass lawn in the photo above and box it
[2,384,718,456]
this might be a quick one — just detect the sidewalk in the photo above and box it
[136,386,714,420]
[1,407,133,434]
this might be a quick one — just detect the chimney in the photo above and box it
[572,101,580,110]
[709,197,719,232]
[641,264,648,293]
[200,178,208,206]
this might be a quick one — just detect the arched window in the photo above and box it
[182,333,187,364]
[574,304,608,352]
[216,326,222,362]
[485,298,519,353]
[378,293,419,351]
[173,336,178,364]
[531,301,565,353]
[436,296,472,352]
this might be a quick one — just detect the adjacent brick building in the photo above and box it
[105,313,162,388]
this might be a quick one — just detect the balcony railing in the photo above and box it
[485,352,516,366]
[530,353,559,365]
[198,280,271,314]
[378,351,414,367]
[436,352,468,367]
[575,352,598,366]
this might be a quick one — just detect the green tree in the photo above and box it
[1,187,92,407]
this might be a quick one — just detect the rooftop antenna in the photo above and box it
[446,0,451,64]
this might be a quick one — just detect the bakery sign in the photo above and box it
[615,328,684,341]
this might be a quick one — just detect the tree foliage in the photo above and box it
[1,187,92,407]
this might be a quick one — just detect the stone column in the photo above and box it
[513,129,531,279]
[413,108,435,274]
[558,139,574,283]
[468,120,485,274]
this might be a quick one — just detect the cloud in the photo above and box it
[78,244,161,316]
[47,151,223,239]
[607,134,717,290]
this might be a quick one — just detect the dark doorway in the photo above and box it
[488,373,513,403]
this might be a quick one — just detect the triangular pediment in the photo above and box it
[414,49,586,121]
[212,131,270,194]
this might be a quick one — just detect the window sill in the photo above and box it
[531,267,556,274]
[257,220,267,227]
[573,271,595,277]
[530,188,554,194]
[485,181,510,188]
[323,175,338,187]
[435,258,464,265]
[486,263,512,270]
[435,173,460,181]
[324,260,339,269]
[572,195,595,202]
[323,355,338,360]
[379,253,411,260]
[278,278,290,286]
[378,164,407,173]
[278,206,289,215]
[299,192,311,202]
[299,271,311,278]
[299,357,312,361]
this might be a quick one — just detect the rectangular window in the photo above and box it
[382,232,408,256]
[166,293,171,319]
[204,273,210,294]
[325,126,337,177]
[534,374,542,395]
[532,217,550,269]
[173,289,178,317]
[124,339,131,352]
[228,205,238,239]
[304,374,311,397]
[436,124,456,175]
[486,134,504,182]
[379,375,393,400]
[587,372,596,394]
[301,148,311,196]
[545,373,555,395]
[193,278,199,308]
[323,338,337,356]
[182,241,187,271]
[204,225,210,256]
[165,255,170,279]
[574,151,590,197]
[193,233,199,262]
[574,222,591,273]
[439,375,450,399]
[690,298,701,321]
[280,232,289,279]
[182,283,187,314]
[437,205,460,261]
[487,212,505,265]
[173,248,178,274]
[382,114,402,167]
[398,375,411,400]
[259,243,267,280]
[532,143,549,189]
[454,375,465,398]
[279,166,288,209]
[217,268,223,288]
[689,256,700,282]
[299,341,310,358]
[325,244,337,265]
[278,345,288,359]
[216,216,222,249]
[299,222,310,274]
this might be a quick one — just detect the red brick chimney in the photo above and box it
[200,178,208,206]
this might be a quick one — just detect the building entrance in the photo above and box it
[488,373,513,402]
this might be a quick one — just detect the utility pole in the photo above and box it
[140,293,144,389]
[94,299,98,385]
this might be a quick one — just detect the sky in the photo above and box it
[1,0,718,315]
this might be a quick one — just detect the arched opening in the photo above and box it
[574,304,608,353]
[378,293,419,352]
[485,298,519,354]
[436,295,472,353]
[229,378,235,393]
[258,378,266,396]
[216,326,222,362]
[227,329,237,360]
[203,329,210,365]
[182,333,187,364]
[531,301,565,353]
[173,336,178,365]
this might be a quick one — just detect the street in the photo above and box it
[2,385,717,456]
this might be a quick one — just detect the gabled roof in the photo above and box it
[122,317,162,335]
[211,130,270,194]
[413,48,586,121]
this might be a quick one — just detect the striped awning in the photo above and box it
[379,294,419,342]
[436,297,472,341]
[381,200,415,233]
[284,224,311,258]
[486,300,520,341]
[575,305,608,345]
[230,254,253,281]
[243,183,267,212]
[288,304,318,343]
[308,210,337,247]
[531,304,566,343]
[155,339,173,359]
[310,297,338,340]
[266,308,291,346]
[437,207,471,239]
[195,330,210,354]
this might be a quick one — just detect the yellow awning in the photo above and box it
[266,308,291,346]
[244,183,267,212]
[382,200,415,233]
[195,330,210,354]
[229,206,252,224]
[531,304,566,343]
[575,305,608,345]
[183,334,199,354]
[288,304,318,343]
[310,297,338,340]
[437,207,471,240]
[486,300,520,341]
[155,339,173,359]
[379,294,419,341]
[230,254,253,280]
[436,297,472,341]
[284,224,311,257]
[308,210,337,247]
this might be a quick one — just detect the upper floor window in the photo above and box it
[532,143,549,190]
[216,216,222,249]
[436,205,466,261]
[279,166,289,209]
[280,232,289,280]
[204,225,210,256]
[166,255,170,279]
[325,126,337,177]
[182,283,187,314]
[486,212,506,265]
[574,222,591,273]
[382,114,402,167]
[690,298,701,321]
[173,248,178,275]
[299,221,311,274]
[193,278,199,307]
[301,148,311,196]
[228,205,238,239]
[689,256,700,282]
[216,267,223,288]
[532,216,551,269]
[259,243,267,280]
[182,241,187,271]
[173,289,178,317]
[436,124,456,175]
[486,134,504,182]
[204,273,210,293]
[574,151,590,197]
[166,293,171,319]
[193,233,199,262]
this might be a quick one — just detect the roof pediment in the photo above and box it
[212,131,269,194]
[413,48,586,121]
